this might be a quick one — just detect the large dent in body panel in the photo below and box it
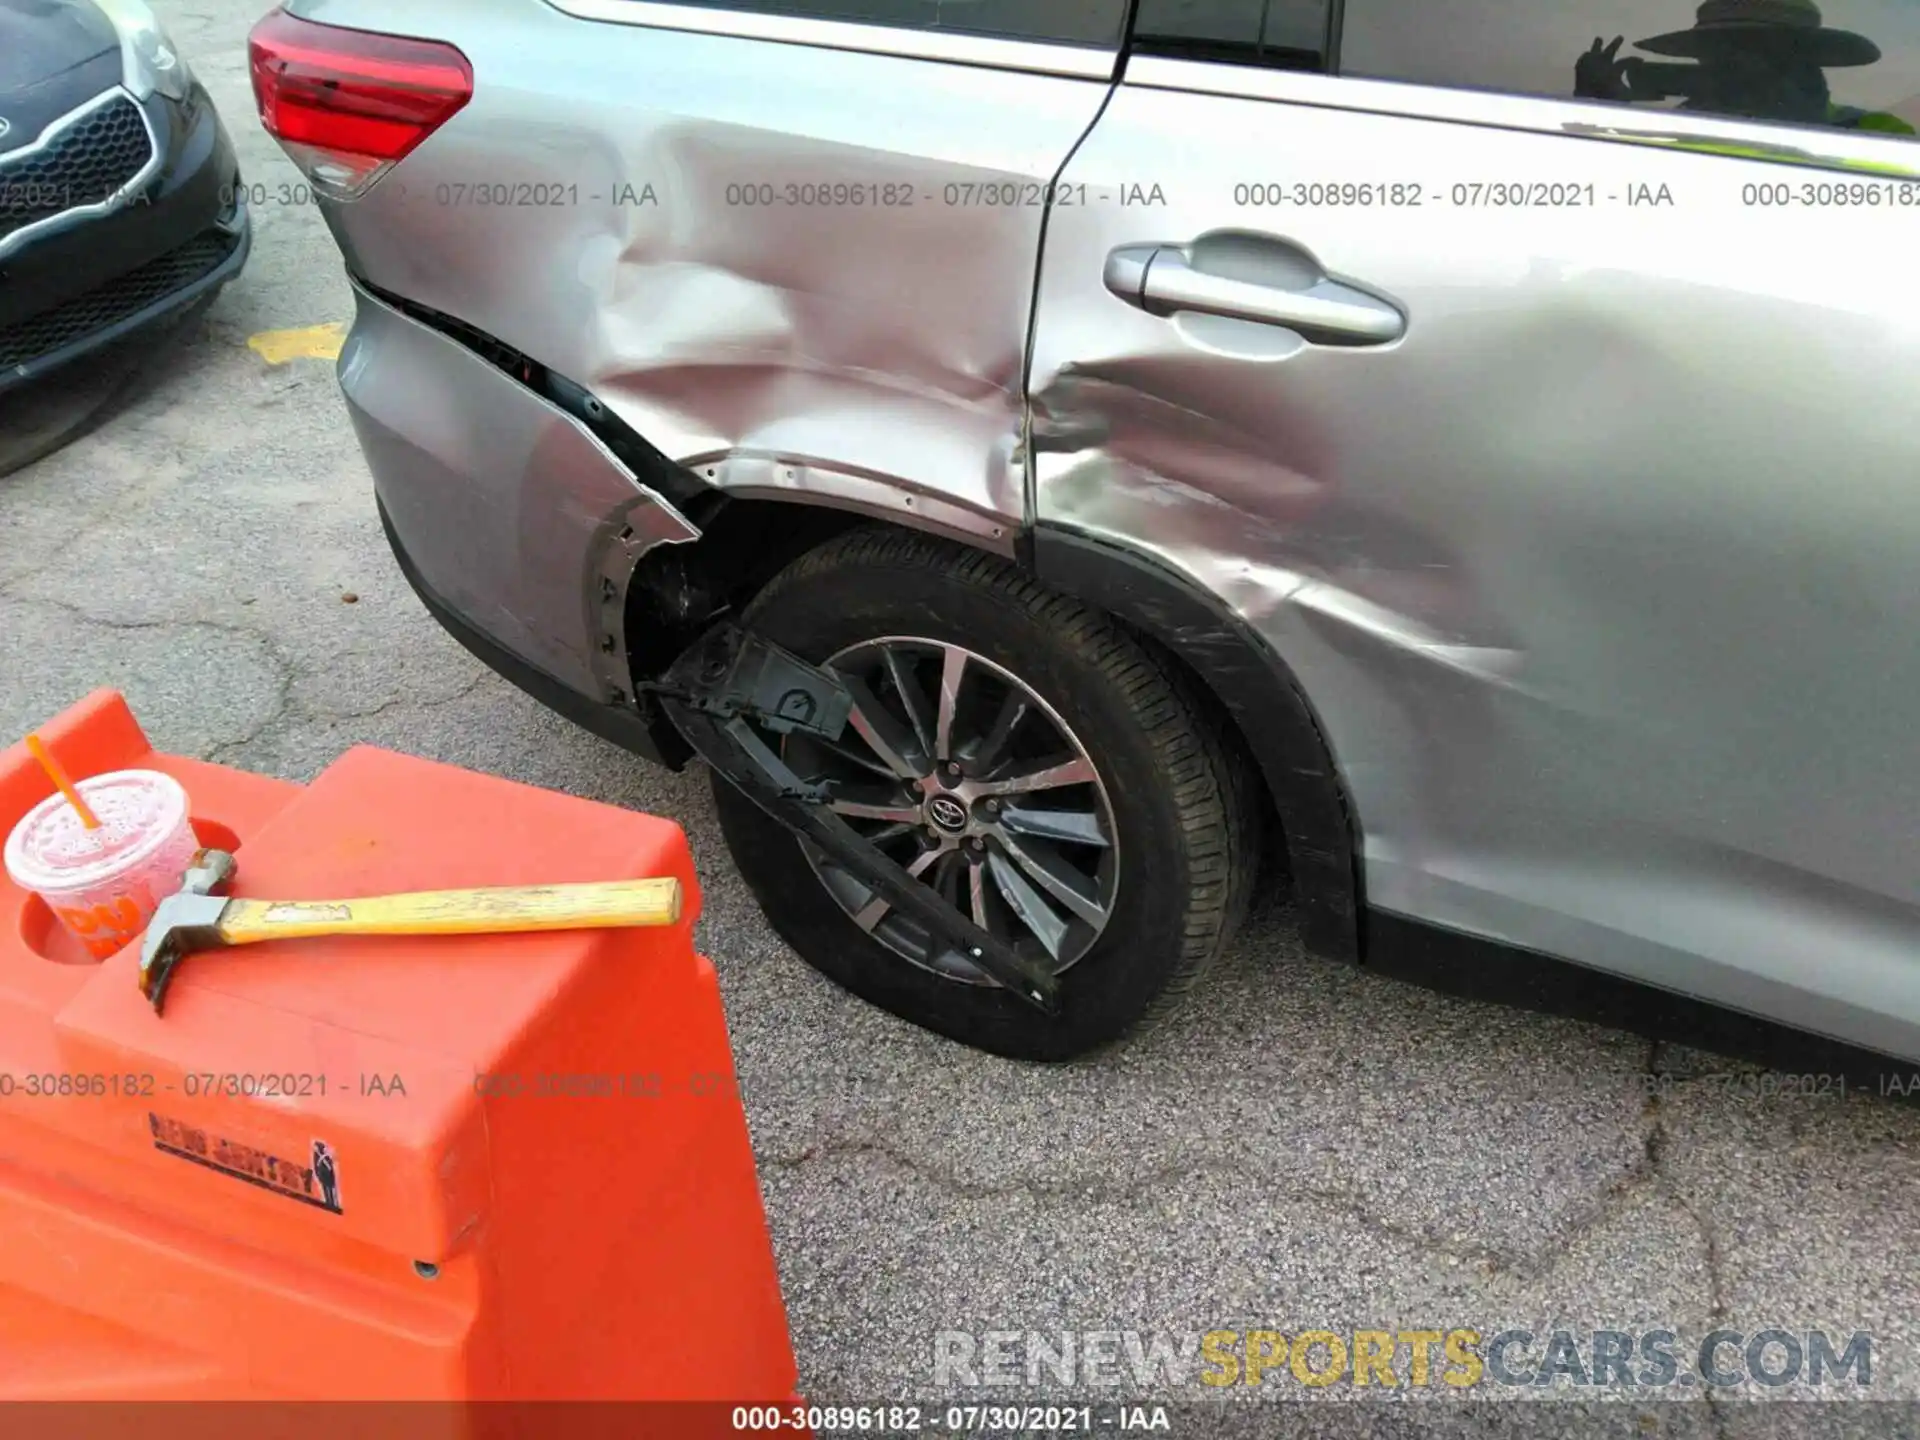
[1032,370,1527,688]
[1037,273,1920,914]
[1025,76,1920,1034]
[580,121,1033,528]
[1029,354,1537,895]
[315,12,1110,536]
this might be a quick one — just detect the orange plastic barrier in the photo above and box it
[0,690,802,1435]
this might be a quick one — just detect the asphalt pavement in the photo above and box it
[2,4,1917,1433]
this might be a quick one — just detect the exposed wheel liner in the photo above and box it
[375,498,690,767]
[711,525,1258,1061]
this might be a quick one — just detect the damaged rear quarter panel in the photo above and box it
[299,0,1117,539]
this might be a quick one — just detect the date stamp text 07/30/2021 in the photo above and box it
[219,174,1920,212]
[0,1070,749,1101]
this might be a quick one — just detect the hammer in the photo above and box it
[138,849,683,1015]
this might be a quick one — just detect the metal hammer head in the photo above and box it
[139,848,237,1015]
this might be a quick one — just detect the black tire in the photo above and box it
[709,526,1257,1061]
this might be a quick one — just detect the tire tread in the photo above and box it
[755,526,1255,1048]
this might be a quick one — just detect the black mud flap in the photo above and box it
[643,624,1062,1015]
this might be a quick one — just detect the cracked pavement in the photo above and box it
[2,4,1918,1433]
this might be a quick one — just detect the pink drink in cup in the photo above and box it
[4,770,201,961]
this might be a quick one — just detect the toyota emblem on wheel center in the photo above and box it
[927,795,968,832]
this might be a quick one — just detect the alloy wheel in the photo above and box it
[780,637,1120,985]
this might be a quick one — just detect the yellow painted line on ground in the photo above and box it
[247,322,347,364]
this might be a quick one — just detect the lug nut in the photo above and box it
[985,799,1000,814]
[969,837,986,852]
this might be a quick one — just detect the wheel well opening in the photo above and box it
[625,501,1295,905]
[622,498,871,682]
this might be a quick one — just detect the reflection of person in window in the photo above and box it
[1576,0,1916,135]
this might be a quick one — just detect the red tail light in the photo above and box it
[247,9,472,200]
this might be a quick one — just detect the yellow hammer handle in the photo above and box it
[214,878,683,947]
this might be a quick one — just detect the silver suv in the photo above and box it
[249,0,1920,1062]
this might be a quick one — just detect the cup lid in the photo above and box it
[3,769,191,893]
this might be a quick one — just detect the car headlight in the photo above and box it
[94,0,195,103]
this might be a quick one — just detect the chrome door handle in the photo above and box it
[1104,244,1404,345]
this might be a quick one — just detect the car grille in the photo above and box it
[0,94,154,244]
[0,228,237,371]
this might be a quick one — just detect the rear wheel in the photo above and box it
[709,527,1256,1060]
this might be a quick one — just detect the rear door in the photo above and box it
[1028,0,1920,1053]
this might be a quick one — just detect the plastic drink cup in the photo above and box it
[4,769,201,961]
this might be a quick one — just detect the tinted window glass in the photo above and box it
[662,0,1127,46]
[1131,0,1331,69]
[1340,0,1920,140]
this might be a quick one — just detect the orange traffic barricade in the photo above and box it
[0,690,803,1438]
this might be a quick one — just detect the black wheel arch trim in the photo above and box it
[1029,524,1362,967]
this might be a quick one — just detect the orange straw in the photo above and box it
[24,733,100,830]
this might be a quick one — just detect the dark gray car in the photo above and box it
[1,0,248,391]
